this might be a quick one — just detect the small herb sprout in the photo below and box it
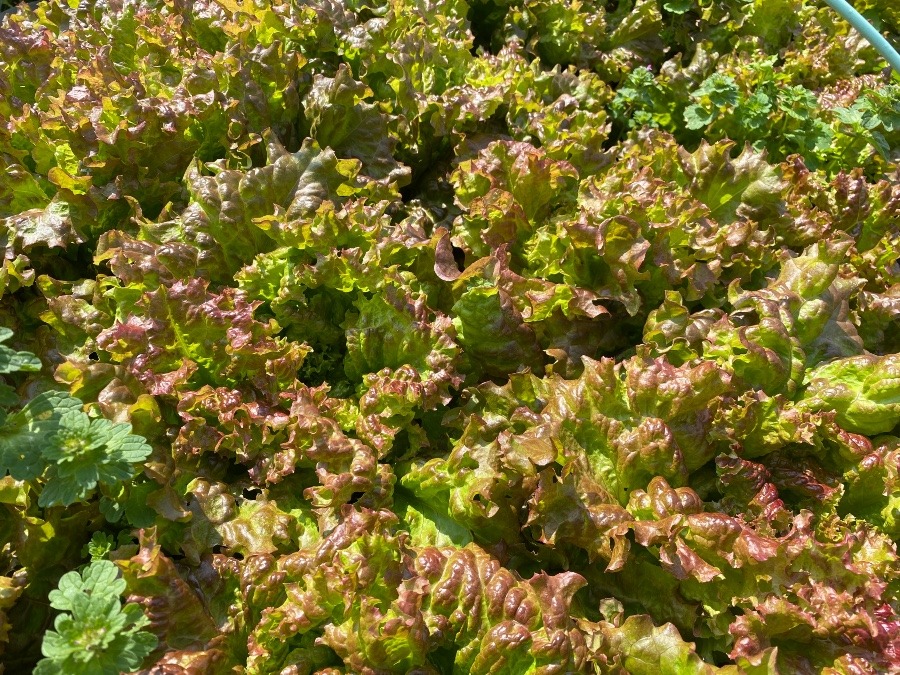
[35,560,157,675]
[40,409,153,508]
[0,332,153,508]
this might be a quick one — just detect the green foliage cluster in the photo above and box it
[0,0,898,672]
[0,385,151,509]
[35,560,157,675]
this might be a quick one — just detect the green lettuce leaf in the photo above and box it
[801,354,900,435]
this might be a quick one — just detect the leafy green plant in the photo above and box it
[0,386,152,507]
[34,560,157,675]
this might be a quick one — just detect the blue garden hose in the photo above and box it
[823,0,900,74]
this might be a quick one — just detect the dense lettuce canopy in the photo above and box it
[0,0,899,672]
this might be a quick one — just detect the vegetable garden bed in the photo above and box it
[1,0,899,672]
